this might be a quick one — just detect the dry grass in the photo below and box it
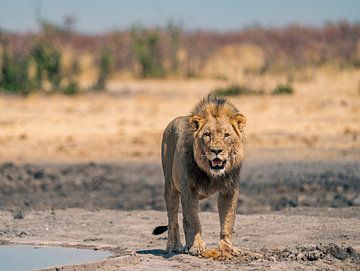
[0,67,359,163]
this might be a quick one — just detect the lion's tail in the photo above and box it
[152,225,168,235]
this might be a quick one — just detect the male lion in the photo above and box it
[153,95,246,256]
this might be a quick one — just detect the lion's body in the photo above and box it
[159,96,246,255]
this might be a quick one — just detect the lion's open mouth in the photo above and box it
[209,158,226,170]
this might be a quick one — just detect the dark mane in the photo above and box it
[184,95,242,193]
[183,138,241,194]
[191,95,239,118]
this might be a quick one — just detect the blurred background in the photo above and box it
[0,0,359,214]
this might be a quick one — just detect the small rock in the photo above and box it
[13,210,24,220]
[269,256,277,262]
[296,253,305,261]
[33,170,44,179]
[83,237,103,242]
[327,244,348,260]
[16,231,27,238]
[306,251,320,261]
[316,244,326,253]
[352,195,360,206]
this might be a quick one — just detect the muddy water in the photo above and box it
[0,245,111,271]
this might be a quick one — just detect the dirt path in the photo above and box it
[1,208,359,270]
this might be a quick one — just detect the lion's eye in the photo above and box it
[224,133,231,138]
[203,132,211,137]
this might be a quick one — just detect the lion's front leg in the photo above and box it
[165,183,183,254]
[181,189,206,256]
[218,188,240,256]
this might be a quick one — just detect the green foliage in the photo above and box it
[61,81,79,95]
[131,26,166,78]
[212,84,264,96]
[61,59,80,95]
[212,83,294,97]
[0,46,31,95]
[31,41,62,90]
[0,40,82,95]
[271,84,294,95]
[46,50,61,88]
[94,47,111,90]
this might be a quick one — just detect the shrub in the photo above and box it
[94,47,111,90]
[131,26,166,78]
[271,84,294,95]
[61,59,81,95]
[46,49,61,88]
[31,41,62,90]
[0,46,31,95]
[61,81,79,95]
[212,84,264,96]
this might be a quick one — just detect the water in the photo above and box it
[0,245,112,271]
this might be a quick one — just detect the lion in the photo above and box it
[153,95,246,256]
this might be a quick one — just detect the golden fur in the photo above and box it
[154,95,246,256]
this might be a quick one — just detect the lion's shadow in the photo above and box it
[136,249,181,259]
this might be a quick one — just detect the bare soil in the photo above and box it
[1,208,360,270]
[1,160,359,214]
[0,71,360,270]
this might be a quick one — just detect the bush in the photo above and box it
[212,84,264,96]
[31,41,62,90]
[94,47,111,90]
[0,46,31,95]
[131,26,166,78]
[61,81,79,95]
[272,84,294,95]
[46,49,61,88]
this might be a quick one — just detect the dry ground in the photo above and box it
[1,208,360,270]
[0,69,359,163]
[0,68,360,270]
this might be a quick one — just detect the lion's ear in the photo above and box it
[189,114,204,131]
[231,113,246,132]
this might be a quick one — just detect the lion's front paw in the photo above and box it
[184,239,206,256]
[166,242,183,254]
[218,239,240,256]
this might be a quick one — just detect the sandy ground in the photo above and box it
[0,69,360,270]
[0,70,359,163]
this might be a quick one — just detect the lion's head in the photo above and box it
[188,96,246,177]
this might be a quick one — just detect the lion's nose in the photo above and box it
[210,148,223,155]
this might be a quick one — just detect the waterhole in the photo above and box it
[0,245,112,271]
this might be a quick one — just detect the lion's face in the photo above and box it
[190,114,246,177]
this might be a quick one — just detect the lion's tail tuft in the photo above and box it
[152,225,168,235]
